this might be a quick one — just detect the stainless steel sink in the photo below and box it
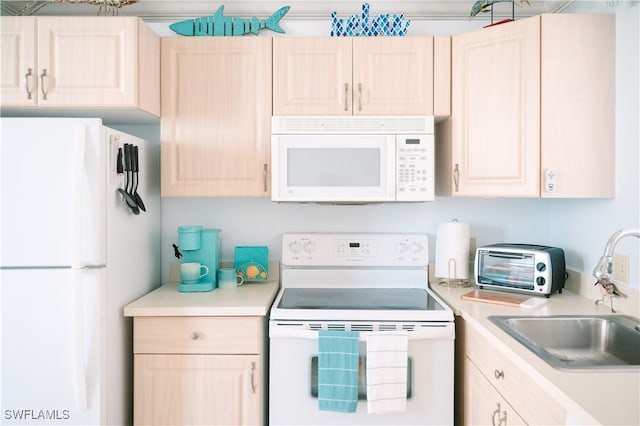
[488,315,640,370]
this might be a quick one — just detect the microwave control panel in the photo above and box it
[396,135,434,201]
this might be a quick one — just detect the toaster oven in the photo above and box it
[474,244,566,297]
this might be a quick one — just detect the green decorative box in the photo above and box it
[234,246,269,281]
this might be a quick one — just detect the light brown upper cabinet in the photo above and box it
[273,36,450,117]
[161,37,272,197]
[436,14,614,198]
[0,16,159,118]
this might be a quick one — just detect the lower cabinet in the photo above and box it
[464,358,526,426]
[460,318,566,425]
[132,316,265,426]
[134,354,260,425]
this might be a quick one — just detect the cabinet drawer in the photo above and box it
[464,358,526,426]
[465,321,566,425]
[134,317,262,354]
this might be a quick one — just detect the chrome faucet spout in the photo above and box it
[593,229,640,281]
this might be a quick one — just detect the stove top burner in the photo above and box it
[277,288,445,311]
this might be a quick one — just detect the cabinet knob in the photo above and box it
[494,369,504,380]
[191,332,200,340]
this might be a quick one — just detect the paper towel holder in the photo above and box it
[435,219,471,288]
[438,257,471,288]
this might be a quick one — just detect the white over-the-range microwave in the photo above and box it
[271,116,434,203]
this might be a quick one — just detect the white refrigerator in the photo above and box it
[0,118,160,425]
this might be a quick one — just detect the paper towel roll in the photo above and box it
[435,221,471,280]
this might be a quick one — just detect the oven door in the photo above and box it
[268,321,454,425]
[271,134,396,203]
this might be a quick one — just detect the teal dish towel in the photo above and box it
[318,330,360,413]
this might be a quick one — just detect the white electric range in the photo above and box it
[269,233,454,425]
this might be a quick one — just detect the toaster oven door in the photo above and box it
[476,250,536,291]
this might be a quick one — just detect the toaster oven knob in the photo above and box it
[536,262,547,272]
[536,276,546,286]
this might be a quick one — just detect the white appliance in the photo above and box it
[269,233,454,425]
[271,116,434,203]
[0,118,160,425]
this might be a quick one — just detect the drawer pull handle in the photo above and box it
[25,68,33,99]
[263,163,268,192]
[492,403,507,426]
[343,83,349,111]
[40,69,49,100]
[453,163,460,192]
[494,369,504,380]
[250,362,257,393]
[191,332,200,340]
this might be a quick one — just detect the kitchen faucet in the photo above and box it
[593,228,639,312]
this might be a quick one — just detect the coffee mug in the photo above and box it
[181,262,209,283]
[217,268,244,289]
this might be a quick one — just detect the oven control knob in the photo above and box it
[536,276,546,286]
[396,240,410,254]
[410,240,424,254]
[288,241,302,254]
[303,240,316,254]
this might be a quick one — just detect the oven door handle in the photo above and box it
[269,324,454,340]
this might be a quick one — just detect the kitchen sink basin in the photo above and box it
[488,315,640,370]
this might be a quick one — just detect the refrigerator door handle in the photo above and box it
[70,125,87,269]
[72,268,88,411]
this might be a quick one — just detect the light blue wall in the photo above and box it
[120,1,639,290]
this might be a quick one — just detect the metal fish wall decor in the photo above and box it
[170,4,290,36]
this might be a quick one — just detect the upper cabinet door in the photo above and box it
[0,17,37,107]
[36,17,138,107]
[1,16,159,118]
[440,14,614,198]
[539,14,615,198]
[273,37,352,115]
[450,16,541,197]
[353,36,434,115]
[273,36,436,116]
[161,37,272,197]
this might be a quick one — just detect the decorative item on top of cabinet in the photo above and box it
[169,4,290,36]
[330,3,410,37]
[161,36,271,197]
[436,13,614,198]
[273,36,450,117]
[469,0,531,23]
[0,16,159,121]
[17,0,138,16]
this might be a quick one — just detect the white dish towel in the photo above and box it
[365,331,408,414]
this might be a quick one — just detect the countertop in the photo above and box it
[429,282,640,426]
[124,279,279,317]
